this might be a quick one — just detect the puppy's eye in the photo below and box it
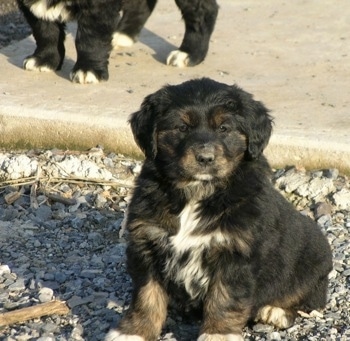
[178,124,189,132]
[226,100,238,110]
[218,125,229,133]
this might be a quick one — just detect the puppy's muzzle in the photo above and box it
[195,144,215,167]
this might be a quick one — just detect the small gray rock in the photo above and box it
[8,278,25,291]
[38,287,54,303]
[80,269,102,279]
[314,202,333,219]
[324,168,339,179]
[253,323,274,333]
[67,295,93,308]
[35,205,52,221]
[317,214,332,228]
[269,331,282,340]
[2,208,19,221]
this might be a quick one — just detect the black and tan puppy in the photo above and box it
[16,0,218,83]
[105,78,333,341]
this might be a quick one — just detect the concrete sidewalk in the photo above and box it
[0,1,349,171]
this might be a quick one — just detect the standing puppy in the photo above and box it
[16,0,218,83]
[106,78,333,341]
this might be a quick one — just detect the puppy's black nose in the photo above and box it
[196,151,215,166]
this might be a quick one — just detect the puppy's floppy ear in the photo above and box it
[129,93,158,158]
[234,87,273,160]
[245,100,273,160]
[129,87,171,158]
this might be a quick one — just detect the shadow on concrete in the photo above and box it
[136,27,178,65]
[0,23,76,82]
[0,24,178,82]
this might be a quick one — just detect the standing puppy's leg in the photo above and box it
[113,0,158,49]
[17,2,65,72]
[167,0,218,67]
[70,1,121,84]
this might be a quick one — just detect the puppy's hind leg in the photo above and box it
[300,275,329,311]
[256,273,330,329]
[113,0,157,49]
[256,305,297,329]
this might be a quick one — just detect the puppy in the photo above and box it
[16,0,218,83]
[106,78,333,341]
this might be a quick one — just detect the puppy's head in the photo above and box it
[130,78,273,184]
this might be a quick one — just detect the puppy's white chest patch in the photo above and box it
[165,201,227,299]
[30,0,72,21]
[173,202,201,252]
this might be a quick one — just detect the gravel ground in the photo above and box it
[0,0,31,49]
[0,148,349,341]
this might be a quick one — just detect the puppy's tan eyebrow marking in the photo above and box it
[210,108,231,127]
[180,110,199,126]
[180,112,192,125]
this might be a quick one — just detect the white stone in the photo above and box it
[333,189,350,210]
[38,287,54,303]
[0,264,11,276]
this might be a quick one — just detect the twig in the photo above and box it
[30,167,41,209]
[0,177,36,189]
[0,176,133,189]
[4,187,25,205]
[45,192,77,206]
[0,300,70,327]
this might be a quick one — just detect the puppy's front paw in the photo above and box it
[166,50,189,67]
[197,333,244,341]
[104,329,145,341]
[23,57,55,72]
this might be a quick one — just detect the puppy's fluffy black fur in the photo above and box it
[106,78,333,341]
[16,0,218,83]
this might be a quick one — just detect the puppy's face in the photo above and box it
[130,78,272,185]
[155,104,247,185]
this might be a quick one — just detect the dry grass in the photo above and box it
[265,144,350,176]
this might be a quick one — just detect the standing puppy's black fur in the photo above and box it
[105,78,333,341]
[16,0,218,83]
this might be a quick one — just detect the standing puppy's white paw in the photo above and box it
[197,333,244,341]
[70,70,100,84]
[104,329,145,341]
[112,32,135,49]
[23,57,54,72]
[166,50,189,67]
